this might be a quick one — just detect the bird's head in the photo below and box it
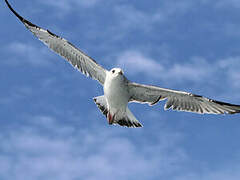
[110,68,124,77]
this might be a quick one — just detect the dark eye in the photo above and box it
[112,70,115,73]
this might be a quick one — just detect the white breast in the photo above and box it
[104,72,130,112]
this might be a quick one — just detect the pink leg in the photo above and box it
[107,112,114,125]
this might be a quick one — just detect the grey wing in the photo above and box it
[128,82,240,114]
[5,0,106,85]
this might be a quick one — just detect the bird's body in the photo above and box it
[104,69,129,124]
[102,68,142,127]
[104,69,129,111]
[5,0,240,128]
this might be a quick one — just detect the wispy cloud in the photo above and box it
[116,51,164,77]
[175,163,240,180]
[116,50,240,88]
[5,42,53,66]
[218,56,240,87]
[39,0,102,12]
[116,51,211,82]
[37,0,196,31]
[113,1,194,33]
[0,115,187,180]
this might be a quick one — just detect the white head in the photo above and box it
[109,68,124,78]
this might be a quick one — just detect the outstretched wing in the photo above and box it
[5,0,107,85]
[128,82,240,114]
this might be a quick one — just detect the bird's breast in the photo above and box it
[104,77,129,109]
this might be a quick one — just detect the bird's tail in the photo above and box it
[93,95,143,128]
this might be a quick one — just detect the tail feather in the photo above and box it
[93,95,143,128]
[93,95,108,117]
[124,107,143,128]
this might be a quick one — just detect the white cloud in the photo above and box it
[113,1,194,33]
[38,0,198,30]
[166,57,211,82]
[218,56,240,88]
[175,163,240,180]
[39,0,102,12]
[110,1,240,40]
[6,42,52,66]
[116,51,240,89]
[0,115,187,180]
[116,51,211,83]
[116,51,164,77]
[113,5,154,32]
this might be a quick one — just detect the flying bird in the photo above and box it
[5,0,240,128]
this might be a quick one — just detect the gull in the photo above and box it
[5,0,240,128]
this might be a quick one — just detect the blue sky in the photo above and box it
[1,0,240,179]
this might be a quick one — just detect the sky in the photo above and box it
[1,0,240,179]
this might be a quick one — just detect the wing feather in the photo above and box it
[128,82,240,115]
[5,0,106,85]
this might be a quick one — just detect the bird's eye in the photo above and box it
[112,70,115,73]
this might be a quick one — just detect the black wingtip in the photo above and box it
[5,0,24,21]
[5,0,40,29]
[210,99,240,107]
[208,98,240,114]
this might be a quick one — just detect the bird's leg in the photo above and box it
[107,112,114,125]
